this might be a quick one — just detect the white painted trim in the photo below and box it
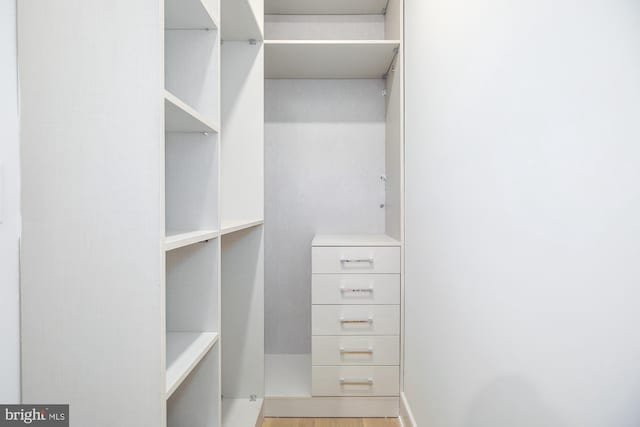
[400,393,417,427]
[264,396,399,418]
[256,398,265,427]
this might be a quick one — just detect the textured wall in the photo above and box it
[265,79,386,354]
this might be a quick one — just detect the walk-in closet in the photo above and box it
[9,1,640,427]
[17,0,402,425]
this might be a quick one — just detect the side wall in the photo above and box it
[405,0,640,426]
[19,1,165,425]
[0,0,20,404]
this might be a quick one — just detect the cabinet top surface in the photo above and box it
[312,234,401,247]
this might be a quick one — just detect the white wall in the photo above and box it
[0,0,20,404]
[265,79,386,354]
[405,1,640,426]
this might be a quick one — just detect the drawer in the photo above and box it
[312,274,400,305]
[312,366,399,397]
[312,305,400,336]
[312,336,400,366]
[312,247,400,274]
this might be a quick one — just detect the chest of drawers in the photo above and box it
[311,234,401,397]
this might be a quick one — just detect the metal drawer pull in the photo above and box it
[340,347,374,354]
[340,286,374,293]
[340,377,374,385]
[340,258,374,264]
[340,317,373,324]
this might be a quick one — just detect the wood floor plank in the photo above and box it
[263,418,399,427]
[263,418,315,427]
[363,418,400,427]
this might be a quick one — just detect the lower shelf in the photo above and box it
[222,397,264,427]
[265,353,311,397]
[166,332,219,398]
[221,219,264,236]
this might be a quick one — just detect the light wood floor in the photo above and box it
[263,418,400,427]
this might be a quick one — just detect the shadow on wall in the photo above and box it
[465,376,566,427]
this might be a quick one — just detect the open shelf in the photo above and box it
[265,0,388,15]
[221,0,263,41]
[264,40,399,78]
[166,332,219,398]
[165,90,219,133]
[165,0,218,30]
[222,398,264,427]
[221,219,264,235]
[165,230,219,251]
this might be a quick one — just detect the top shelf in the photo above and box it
[165,0,218,30]
[265,40,399,79]
[265,0,388,15]
[221,0,263,41]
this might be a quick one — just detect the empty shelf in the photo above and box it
[265,0,388,15]
[265,40,400,78]
[222,398,264,427]
[165,230,219,251]
[221,0,263,41]
[166,332,219,398]
[165,0,218,30]
[220,219,264,235]
[165,90,219,133]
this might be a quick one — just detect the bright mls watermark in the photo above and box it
[0,405,68,426]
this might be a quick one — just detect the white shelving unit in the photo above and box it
[265,40,399,78]
[19,0,226,425]
[220,2,266,427]
[164,0,221,426]
[19,0,400,424]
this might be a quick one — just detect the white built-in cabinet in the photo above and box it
[18,0,401,424]
[220,0,265,426]
[19,0,264,426]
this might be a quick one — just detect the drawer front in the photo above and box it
[312,274,400,305]
[312,336,400,366]
[312,305,400,336]
[312,247,400,274]
[312,366,399,397]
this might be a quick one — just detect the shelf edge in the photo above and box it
[220,219,264,236]
[166,332,219,399]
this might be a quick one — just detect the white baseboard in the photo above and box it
[264,396,399,418]
[256,399,265,427]
[399,393,417,427]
